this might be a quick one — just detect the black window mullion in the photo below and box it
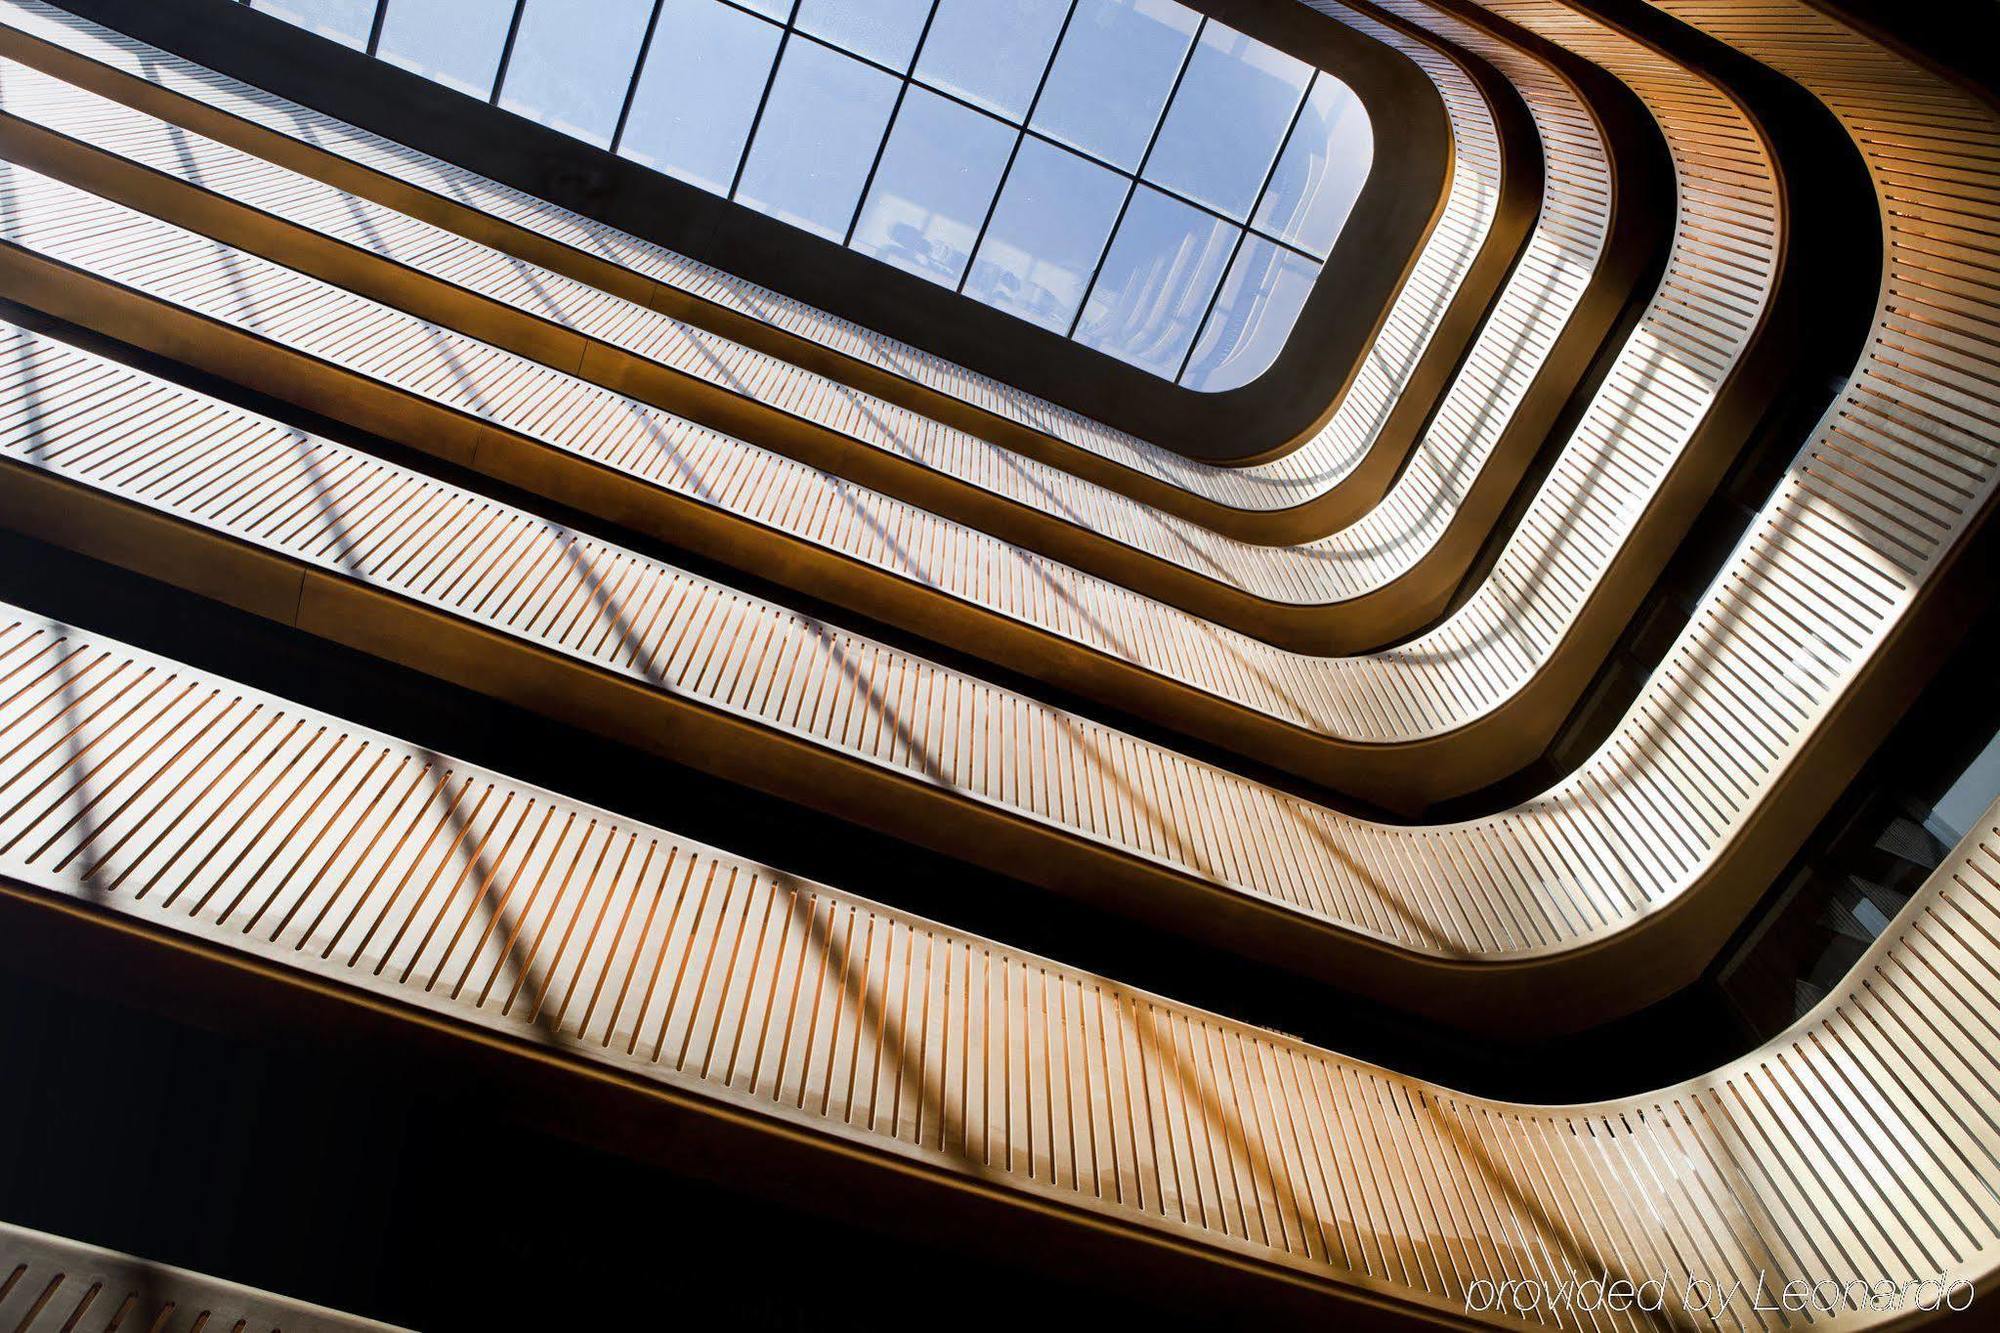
[840,1,943,247]
[609,0,671,155]
[332,0,1334,381]
[1065,14,1206,339]
[1242,69,1331,260]
[782,28,1038,142]
[487,0,529,104]
[1019,0,1079,138]
[714,0,790,23]
[1171,58,1323,384]
[954,0,1078,296]
[1173,225,1245,384]
[909,9,1071,127]
[1259,233,1323,265]
[840,88,910,246]
[1245,68,1317,233]
[1059,174,1134,338]
[1010,121,1314,258]
[727,23,795,199]
[1134,16,1204,183]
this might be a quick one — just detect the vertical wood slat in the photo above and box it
[3,606,1998,1326]
[0,1221,406,1331]
[0,0,1492,517]
[0,1,1776,795]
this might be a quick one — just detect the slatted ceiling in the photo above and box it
[0,51,1542,637]
[0,58,1679,774]
[7,611,2000,1326]
[0,219,1322,772]
[0,0,1508,521]
[1400,0,1785,730]
[112,118,1259,614]
[0,0,1980,1005]
[0,1225,403,1332]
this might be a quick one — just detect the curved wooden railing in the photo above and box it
[0,1221,401,1331]
[0,0,1581,651]
[0,0,1521,543]
[0,0,1986,1035]
[0,3,1744,805]
[3,608,1994,1326]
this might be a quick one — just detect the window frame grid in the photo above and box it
[258,0,1362,385]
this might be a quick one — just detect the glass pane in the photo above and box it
[1031,0,1197,170]
[249,0,374,48]
[964,137,1125,333]
[1076,186,1234,376]
[736,0,794,17]
[734,39,900,241]
[793,0,932,71]
[375,0,515,98]
[851,88,1013,287]
[619,0,781,195]
[1145,22,1309,221]
[1930,729,2000,845]
[914,0,1068,121]
[1252,73,1373,257]
[496,0,655,148]
[1179,236,1318,391]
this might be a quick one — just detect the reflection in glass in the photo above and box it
[914,0,1069,121]
[734,40,900,241]
[1076,186,1234,376]
[1031,0,1198,170]
[376,0,515,98]
[1179,236,1318,391]
[964,137,1126,333]
[794,0,932,71]
[1930,730,2000,846]
[497,0,655,147]
[620,0,781,194]
[249,0,374,48]
[1252,73,1373,257]
[1146,22,1310,221]
[852,89,1013,287]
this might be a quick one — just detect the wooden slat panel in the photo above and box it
[0,1221,404,1331]
[3,608,1995,1326]
[0,20,1733,803]
[0,0,1498,521]
[0,0,1984,1033]
[0,1,1526,645]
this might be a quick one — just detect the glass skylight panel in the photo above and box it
[260,0,1378,385]
[913,0,1069,121]
[964,137,1126,334]
[618,0,781,195]
[793,0,932,72]
[1075,185,1234,376]
[1179,236,1319,391]
[1030,0,1199,170]
[497,0,655,148]
[851,88,1013,287]
[250,0,373,48]
[1252,72,1373,257]
[374,0,515,99]
[734,39,900,241]
[1928,728,2000,845]
[1145,22,1311,221]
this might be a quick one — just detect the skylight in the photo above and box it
[245,0,1374,390]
